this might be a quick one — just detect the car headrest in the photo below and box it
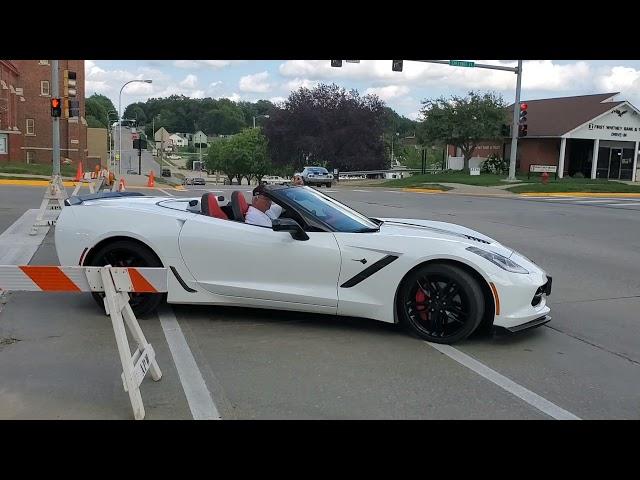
[201,192,228,220]
[231,191,249,221]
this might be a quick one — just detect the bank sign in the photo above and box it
[570,104,640,141]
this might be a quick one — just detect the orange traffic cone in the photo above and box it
[147,170,155,187]
[74,161,84,181]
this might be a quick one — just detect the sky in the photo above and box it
[86,60,640,121]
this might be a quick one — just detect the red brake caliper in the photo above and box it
[415,289,429,322]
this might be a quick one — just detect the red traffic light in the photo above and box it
[520,102,528,111]
[51,98,60,108]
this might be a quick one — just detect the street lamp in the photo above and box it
[253,114,270,128]
[106,110,118,170]
[119,79,152,175]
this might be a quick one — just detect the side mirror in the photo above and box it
[272,218,309,241]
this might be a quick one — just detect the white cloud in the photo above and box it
[239,71,273,93]
[269,96,287,104]
[283,78,320,91]
[407,111,422,121]
[209,81,223,89]
[180,74,198,88]
[218,93,242,102]
[596,66,640,93]
[174,60,232,69]
[364,85,410,101]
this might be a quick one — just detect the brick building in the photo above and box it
[446,93,640,181]
[0,60,87,166]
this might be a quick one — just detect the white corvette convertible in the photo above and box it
[55,185,552,344]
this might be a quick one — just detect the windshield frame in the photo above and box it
[268,185,380,233]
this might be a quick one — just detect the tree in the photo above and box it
[206,128,271,184]
[86,94,117,127]
[263,83,386,173]
[417,91,508,171]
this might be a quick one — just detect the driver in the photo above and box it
[245,185,283,227]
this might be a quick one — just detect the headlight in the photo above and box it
[466,246,529,274]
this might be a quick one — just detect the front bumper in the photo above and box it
[504,315,551,333]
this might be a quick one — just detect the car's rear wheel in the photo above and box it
[397,263,484,344]
[88,240,165,318]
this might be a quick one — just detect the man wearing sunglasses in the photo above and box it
[245,185,284,227]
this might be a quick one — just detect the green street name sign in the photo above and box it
[449,60,475,68]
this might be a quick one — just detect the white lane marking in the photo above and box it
[157,188,174,197]
[324,190,337,192]
[352,189,371,193]
[573,200,616,204]
[426,342,581,420]
[0,209,50,265]
[606,202,640,207]
[158,306,221,420]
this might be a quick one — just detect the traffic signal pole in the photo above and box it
[507,60,523,181]
[51,60,60,176]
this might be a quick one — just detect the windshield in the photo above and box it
[278,186,379,233]
[307,168,328,174]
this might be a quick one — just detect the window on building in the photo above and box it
[26,119,35,135]
[39,60,49,65]
[0,134,8,154]
[26,151,35,163]
[41,80,50,96]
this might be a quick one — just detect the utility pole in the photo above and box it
[52,60,60,176]
[507,60,523,181]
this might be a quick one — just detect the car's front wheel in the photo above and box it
[87,240,166,318]
[397,263,484,344]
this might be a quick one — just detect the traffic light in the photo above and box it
[63,70,77,97]
[518,102,528,137]
[392,60,403,72]
[68,100,80,118]
[519,124,528,137]
[519,102,528,123]
[331,60,342,67]
[50,98,62,117]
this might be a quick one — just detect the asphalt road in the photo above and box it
[1,183,639,419]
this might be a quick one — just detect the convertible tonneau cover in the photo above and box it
[65,191,146,206]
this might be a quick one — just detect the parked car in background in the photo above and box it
[262,175,289,185]
[192,177,205,185]
[301,166,333,187]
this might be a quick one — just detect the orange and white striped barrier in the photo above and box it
[0,264,167,420]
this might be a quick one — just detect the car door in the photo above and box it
[178,214,342,313]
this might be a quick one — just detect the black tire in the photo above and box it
[397,263,484,344]
[87,240,165,318]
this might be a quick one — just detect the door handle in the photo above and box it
[352,258,367,264]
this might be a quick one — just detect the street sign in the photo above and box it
[530,165,557,173]
[449,60,475,68]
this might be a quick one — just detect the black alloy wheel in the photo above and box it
[398,263,484,344]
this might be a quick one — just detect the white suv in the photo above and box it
[301,166,333,187]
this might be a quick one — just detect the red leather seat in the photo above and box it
[201,193,228,220]
[231,191,249,221]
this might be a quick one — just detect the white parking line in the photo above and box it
[606,202,640,207]
[158,306,221,420]
[157,188,174,197]
[426,342,581,420]
[352,189,371,193]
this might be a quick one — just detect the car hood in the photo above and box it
[377,218,514,258]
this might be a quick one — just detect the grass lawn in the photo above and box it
[0,162,76,177]
[381,173,526,187]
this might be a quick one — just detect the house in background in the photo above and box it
[193,130,208,148]
[169,133,187,147]
[154,127,171,150]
